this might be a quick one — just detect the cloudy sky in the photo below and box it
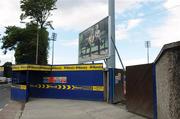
[0,0,180,68]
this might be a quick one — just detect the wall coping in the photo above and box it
[12,63,104,71]
[154,41,180,64]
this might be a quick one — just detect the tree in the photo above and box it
[20,0,57,29]
[3,62,12,78]
[1,24,49,64]
[1,0,57,65]
[1,26,22,54]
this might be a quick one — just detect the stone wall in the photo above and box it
[156,46,180,119]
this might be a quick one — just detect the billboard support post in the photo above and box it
[107,0,115,68]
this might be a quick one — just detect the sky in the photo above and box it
[0,0,180,68]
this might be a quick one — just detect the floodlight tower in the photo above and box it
[145,41,151,63]
[51,33,57,66]
[107,0,116,68]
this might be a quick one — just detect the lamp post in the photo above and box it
[51,33,57,66]
[145,41,151,63]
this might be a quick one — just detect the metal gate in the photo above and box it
[126,64,155,118]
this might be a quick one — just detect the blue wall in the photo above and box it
[29,70,104,101]
[11,86,28,102]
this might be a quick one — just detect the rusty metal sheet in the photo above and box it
[126,64,153,118]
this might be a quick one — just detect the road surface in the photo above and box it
[20,98,147,119]
[0,84,11,110]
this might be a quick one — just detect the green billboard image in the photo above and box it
[79,17,109,63]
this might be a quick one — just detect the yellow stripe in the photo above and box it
[29,84,104,92]
[67,85,71,90]
[42,84,45,88]
[11,85,27,90]
[12,64,104,71]
[92,86,104,91]
[52,64,103,71]
[62,85,66,90]
[20,85,27,90]
[71,85,75,90]
[38,84,41,88]
[12,65,51,71]
[46,84,50,88]
[0,67,4,72]
[57,85,62,89]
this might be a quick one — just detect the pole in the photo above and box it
[147,46,149,63]
[145,41,151,64]
[107,0,115,68]
[52,39,55,65]
[36,30,39,64]
[111,37,125,71]
[51,33,57,66]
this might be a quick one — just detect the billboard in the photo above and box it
[79,17,109,63]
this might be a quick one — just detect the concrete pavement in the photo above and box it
[0,84,147,119]
[20,98,146,119]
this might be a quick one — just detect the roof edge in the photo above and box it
[154,41,180,63]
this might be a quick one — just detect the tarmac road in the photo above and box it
[0,84,11,110]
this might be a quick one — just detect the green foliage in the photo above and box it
[3,62,12,78]
[1,24,49,64]
[20,0,57,29]
[1,0,57,65]
[1,26,23,54]
[38,27,49,64]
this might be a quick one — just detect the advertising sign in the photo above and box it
[79,17,109,63]
[43,77,67,84]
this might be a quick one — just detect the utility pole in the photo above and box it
[107,0,116,68]
[145,41,151,63]
[36,29,39,64]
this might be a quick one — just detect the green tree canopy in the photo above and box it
[20,0,57,29]
[3,62,12,78]
[1,0,57,65]
[1,26,22,54]
[1,24,49,64]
